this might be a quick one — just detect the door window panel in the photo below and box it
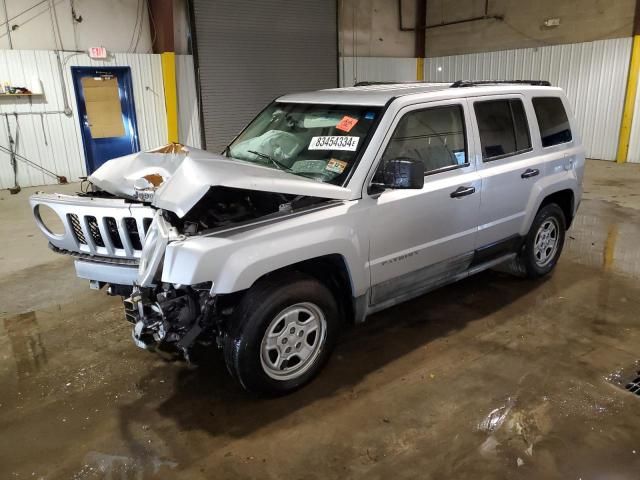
[475,99,531,161]
[532,97,572,147]
[381,105,467,174]
[81,76,125,139]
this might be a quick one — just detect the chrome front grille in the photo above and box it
[105,217,124,249]
[31,193,155,260]
[125,217,143,250]
[68,213,87,244]
[87,216,105,247]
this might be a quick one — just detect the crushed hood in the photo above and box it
[89,144,352,217]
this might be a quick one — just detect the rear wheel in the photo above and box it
[520,203,566,278]
[223,272,340,395]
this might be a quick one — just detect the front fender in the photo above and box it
[161,202,369,296]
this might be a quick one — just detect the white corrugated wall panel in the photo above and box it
[424,38,632,161]
[339,57,416,87]
[627,67,640,163]
[0,50,166,190]
[176,55,202,148]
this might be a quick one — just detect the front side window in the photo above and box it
[226,102,381,185]
[381,104,468,174]
[475,99,532,161]
[532,97,572,147]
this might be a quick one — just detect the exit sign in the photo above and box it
[88,47,108,59]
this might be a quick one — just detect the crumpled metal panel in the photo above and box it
[89,145,353,218]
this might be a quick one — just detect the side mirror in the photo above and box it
[370,158,424,194]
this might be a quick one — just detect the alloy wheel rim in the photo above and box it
[533,217,560,267]
[260,302,327,381]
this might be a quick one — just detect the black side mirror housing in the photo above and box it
[371,158,424,193]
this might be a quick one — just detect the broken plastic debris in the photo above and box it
[478,397,515,433]
[478,436,500,457]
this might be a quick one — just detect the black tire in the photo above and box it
[520,203,566,278]
[223,271,340,395]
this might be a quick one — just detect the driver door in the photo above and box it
[367,99,481,306]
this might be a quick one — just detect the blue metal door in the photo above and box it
[72,66,140,173]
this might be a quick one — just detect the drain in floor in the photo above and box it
[607,361,640,397]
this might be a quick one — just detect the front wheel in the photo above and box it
[223,272,340,395]
[520,203,566,278]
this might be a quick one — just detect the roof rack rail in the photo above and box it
[450,80,551,88]
[353,81,448,86]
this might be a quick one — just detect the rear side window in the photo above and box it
[532,97,572,147]
[382,104,467,174]
[474,99,531,161]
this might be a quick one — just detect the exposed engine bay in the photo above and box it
[169,186,324,235]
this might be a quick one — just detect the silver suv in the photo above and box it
[30,81,585,394]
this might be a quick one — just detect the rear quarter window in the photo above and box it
[474,99,531,161]
[532,97,572,147]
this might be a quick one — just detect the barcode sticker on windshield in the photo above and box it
[308,136,359,151]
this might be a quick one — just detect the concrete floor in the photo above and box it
[1,160,640,479]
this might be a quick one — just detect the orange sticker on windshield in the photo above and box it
[336,115,358,132]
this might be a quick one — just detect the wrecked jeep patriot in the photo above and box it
[30,81,585,394]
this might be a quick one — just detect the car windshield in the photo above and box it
[225,102,381,185]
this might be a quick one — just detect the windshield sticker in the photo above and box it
[335,115,359,132]
[325,159,348,174]
[364,111,375,120]
[308,136,359,151]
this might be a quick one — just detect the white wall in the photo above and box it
[340,37,632,161]
[0,49,167,189]
[176,54,201,148]
[0,0,152,53]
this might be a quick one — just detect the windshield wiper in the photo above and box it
[248,150,293,172]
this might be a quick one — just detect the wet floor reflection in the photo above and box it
[566,199,640,278]
[4,311,48,381]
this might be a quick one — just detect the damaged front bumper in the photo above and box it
[124,283,220,361]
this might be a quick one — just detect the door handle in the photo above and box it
[450,186,476,198]
[521,168,540,179]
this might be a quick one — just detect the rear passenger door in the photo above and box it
[469,95,542,248]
